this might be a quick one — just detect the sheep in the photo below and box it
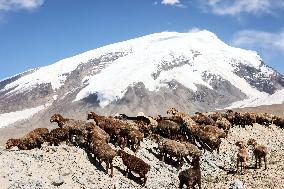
[125,128,144,152]
[165,108,226,153]
[90,139,117,177]
[6,128,49,150]
[115,113,157,137]
[166,108,197,128]
[155,116,181,140]
[46,128,69,146]
[88,112,145,151]
[50,113,96,146]
[153,135,201,169]
[87,112,127,143]
[178,155,201,189]
[215,117,231,134]
[273,116,284,128]
[256,113,273,126]
[191,112,215,126]
[223,110,235,125]
[208,112,223,122]
[189,124,226,154]
[247,139,268,169]
[50,113,95,131]
[6,138,27,150]
[235,141,249,173]
[118,150,150,186]
[24,128,49,144]
[87,126,110,148]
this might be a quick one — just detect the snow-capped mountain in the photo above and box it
[0,30,284,128]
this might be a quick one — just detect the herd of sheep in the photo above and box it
[5,108,284,188]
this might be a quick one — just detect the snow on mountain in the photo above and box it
[0,105,46,128]
[227,89,284,109]
[1,40,133,95]
[74,30,271,107]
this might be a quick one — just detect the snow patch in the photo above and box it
[0,105,47,128]
[226,89,284,109]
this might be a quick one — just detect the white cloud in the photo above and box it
[203,0,284,16]
[232,29,284,53]
[161,0,186,8]
[188,27,202,33]
[161,0,180,5]
[0,0,44,12]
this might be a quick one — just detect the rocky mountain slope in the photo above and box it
[0,30,284,132]
[1,123,283,189]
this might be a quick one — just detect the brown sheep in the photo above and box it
[190,125,225,154]
[215,117,231,134]
[50,113,95,131]
[88,112,144,151]
[155,116,181,140]
[126,128,144,152]
[87,112,126,142]
[256,113,273,126]
[24,128,49,143]
[87,126,110,148]
[114,113,154,136]
[235,141,249,173]
[90,139,117,177]
[178,155,201,189]
[153,135,201,169]
[6,139,26,150]
[208,112,223,122]
[46,128,69,146]
[166,108,197,128]
[247,139,268,169]
[118,150,150,186]
[273,116,284,128]
[191,112,215,126]
[50,113,95,146]
[6,128,49,150]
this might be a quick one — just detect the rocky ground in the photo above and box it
[0,123,283,189]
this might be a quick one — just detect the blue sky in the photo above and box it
[0,0,284,80]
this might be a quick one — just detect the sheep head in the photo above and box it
[87,112,99,120]
[247,138,257,147]
[235,141,246,148]
[117,149,126,157]
[50,114,64,123]
[167,107,178,115]
[6,139,21,149]
[190,155,201,167]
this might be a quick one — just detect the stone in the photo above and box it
[230,179,245,189]
[52,175,64,186]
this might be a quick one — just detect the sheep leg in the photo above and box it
[178,157,184,170]
[106,160,109,174]
[255,156,258,169]
[237,158,239,172]
[125,168,129,177]
[258,157,261,168]
[110,162,114,177]
[179,182,184,189]
[160,151,165,161]
[142,175,147,186]
[198,180,202,189]
[264,155,267,170]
